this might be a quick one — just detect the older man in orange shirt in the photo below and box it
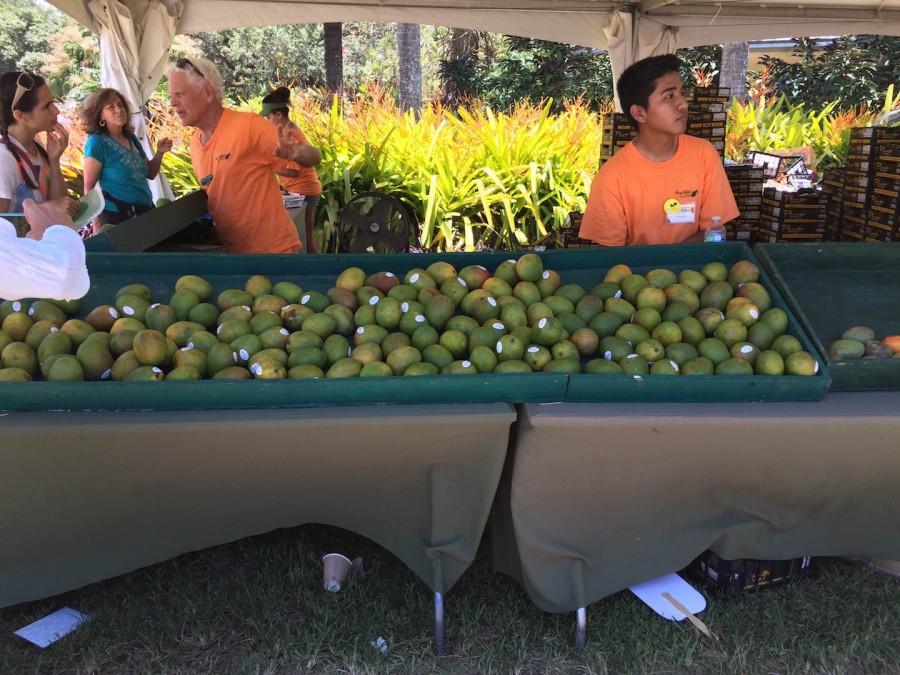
[579,55,738,247]
[167,57,320,254]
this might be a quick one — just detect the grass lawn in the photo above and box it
[1,524,898,674]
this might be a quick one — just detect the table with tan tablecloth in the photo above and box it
[492,393,900,613]
[0,404,515,608]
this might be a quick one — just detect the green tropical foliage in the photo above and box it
[760,36,900,110]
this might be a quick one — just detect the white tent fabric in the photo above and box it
[85,0,181,201]
[604,9,678,110]
[47,0,900,116]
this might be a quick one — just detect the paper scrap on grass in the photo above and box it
[14,608,89,648]
[629,572,706,620]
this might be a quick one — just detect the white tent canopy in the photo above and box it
[46,0,900,115]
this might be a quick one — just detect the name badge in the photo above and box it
[664,198,696,225]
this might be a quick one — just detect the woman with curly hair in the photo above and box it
[80,88,172,232]
[0,70,73,214]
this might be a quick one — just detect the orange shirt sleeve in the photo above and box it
[699,144,740,229]
[579,166,628,246]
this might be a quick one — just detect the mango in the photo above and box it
[252,294,286,315]
[272,281,303,305]
[646,268,677,289]
[585,359,624,374]
[288,364,325,379]
[212,366,251,380]
[116,283,152,301]
[110,350,141,380]
[755,350,785,375]
[537,270,562,298]
[1,341,37,375]
[650,359,680,375]
[682,356,715,375]
[715,358,753,375]
[217,289,254,312]
[2,312,33,341]
[244,274,273,298]
[166,365,202,381]
[47,354,84,381]
[728,260,759,286]
[115,294,150,322]
[169,289,200,321]
[494,360,532,373]
[828,338,865,360]
[784,351,819,376]
[841,326,875,343]
[603,264,632,284]
[702,261,727,282]
[175,275,213,302]
[336,267,367,292]
[326,357,362,378]
[323,334,352,365]
[771,334,803,359]
[0,367,31,381]
[360,361,394,377]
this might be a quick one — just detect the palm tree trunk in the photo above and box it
[324,22,343,95]
[720,42,750,102]
[397,23,422,112]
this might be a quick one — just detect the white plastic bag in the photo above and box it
[0,219,90,301]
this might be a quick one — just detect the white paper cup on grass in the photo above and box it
[322,553,354,592]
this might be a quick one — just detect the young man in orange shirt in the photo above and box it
[579,54,739,247]
[167,57,320,254]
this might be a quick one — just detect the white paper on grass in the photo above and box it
[14,608,88,648]
[629,573,706,620]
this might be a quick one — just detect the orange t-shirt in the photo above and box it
[274,126,322,197]
[579,134,739,246]
[191,108,301,254]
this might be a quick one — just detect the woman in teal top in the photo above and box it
[79,88,171,233]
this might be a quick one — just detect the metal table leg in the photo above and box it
[434,591,445,654]
[575,606,587,649]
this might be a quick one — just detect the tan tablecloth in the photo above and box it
[0,404,515,608]
[493,393,900,613]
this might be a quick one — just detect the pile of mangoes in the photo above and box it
[828,327,900,362]
[0,254,820,381]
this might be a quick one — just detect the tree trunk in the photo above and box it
[324,22,343,95]
[720,41,750,102]
[396,23,422,112]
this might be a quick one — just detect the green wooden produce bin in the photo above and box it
[84,190,208,253]
[0,244,826,411]
[554,243,829,402]
[0,250,566,411]
[756,242,900,391]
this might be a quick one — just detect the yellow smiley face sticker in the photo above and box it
[664,198,681,215]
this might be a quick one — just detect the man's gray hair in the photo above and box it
[166,56,224,103]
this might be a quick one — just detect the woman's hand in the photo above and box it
[45,123,70,163]
[274,125,297,160]
[155,137,173,156]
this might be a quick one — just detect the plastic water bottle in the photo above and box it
[704,216,726,243]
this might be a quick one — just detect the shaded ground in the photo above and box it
[1,525,898,674]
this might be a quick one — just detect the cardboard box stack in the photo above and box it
[839,127,873,240]
[820,167,845,241]
[599,113,636,167]
[866,128,900,241]
[686,87,729,158]
[724,165,764,240]
[757,187,829,242]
